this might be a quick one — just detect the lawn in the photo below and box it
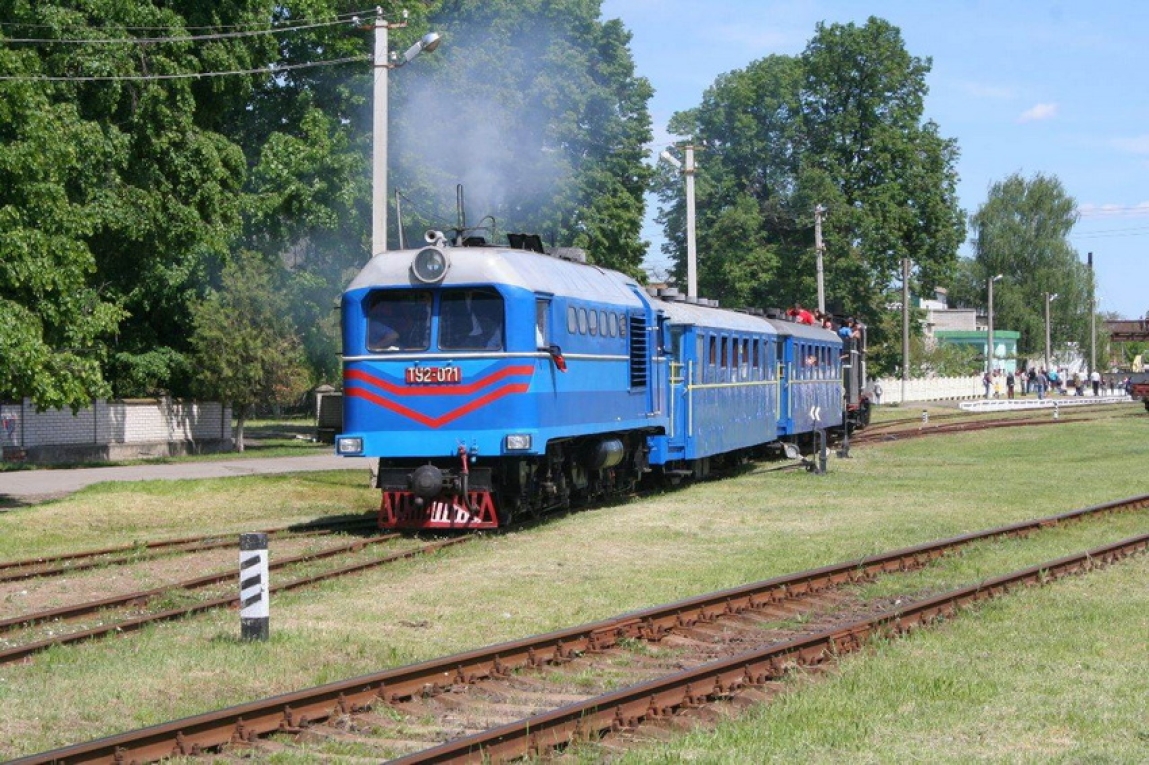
[1,404,1147,761]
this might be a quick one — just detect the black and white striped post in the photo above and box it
[239,532,269,641]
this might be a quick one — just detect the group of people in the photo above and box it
[982,367,1129,400]
[787,302,864,340]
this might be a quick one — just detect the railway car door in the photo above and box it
[668,325,689,445]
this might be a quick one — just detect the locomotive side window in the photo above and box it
[588,309,599,336]
[567,305,578,334]
[608,313,618,338]
[367,291,432,352]
[439,288,504,350]
[577,307,588,334]
[535,299,549,347]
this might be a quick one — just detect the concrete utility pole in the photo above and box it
[902,258,910,402]
[659,146,698,300]
[987,273,1003,374]
[371,13,440,258]
[685,145,697,300]
[1044,292,1058,372]
[1088,252,1096,376]
[814,205,826,314]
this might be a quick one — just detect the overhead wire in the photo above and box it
[0,8,376,36]
[0,8,385,82]
[0,55,369,82]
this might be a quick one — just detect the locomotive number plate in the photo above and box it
[406,366,462,385]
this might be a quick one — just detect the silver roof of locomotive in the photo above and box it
[345,245,646,308]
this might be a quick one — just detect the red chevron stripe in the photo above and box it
[346,382,532,429]
[345,364,534,396]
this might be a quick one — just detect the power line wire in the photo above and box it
[0,55,369,82]
[0,8,376,35]
[0,16,363,45]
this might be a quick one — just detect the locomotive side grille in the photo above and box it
[629,314,648,388]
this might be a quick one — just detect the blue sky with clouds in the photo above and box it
[601,0,1148,319]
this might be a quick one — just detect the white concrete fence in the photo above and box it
[871,376,1130,406]
[0,398,233,463]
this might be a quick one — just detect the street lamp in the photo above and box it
[987,274,1003,374]
[1044,292,1059,373]
[660,145,697,300]
[372,13,441,257]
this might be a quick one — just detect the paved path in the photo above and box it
[0,454,370,504]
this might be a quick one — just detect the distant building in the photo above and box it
[917,287,1020,372]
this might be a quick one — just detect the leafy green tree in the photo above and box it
[0,48,126,410]
[189,250,311,451]
[960,172,1090,361]
[659,54,803,307]
[658,18,965,375]
[0,0,264,400]
[2,0,655,408]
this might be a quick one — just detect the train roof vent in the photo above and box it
[659,287,680,299]
[508,233,545,254]
[550,247,587,263]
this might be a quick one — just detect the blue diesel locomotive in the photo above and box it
[336,233,867,530]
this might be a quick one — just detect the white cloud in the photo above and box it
[1110,135,1149,154]
[1076,202,1149,218]
[1017,103,1058,123]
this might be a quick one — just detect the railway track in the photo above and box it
[15,493,1147,764]
[0,515,379,583]
[0,533,474,665]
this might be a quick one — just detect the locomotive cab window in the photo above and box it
[440,288,504,351]
[535,298,549,347]
[367,291,432,352]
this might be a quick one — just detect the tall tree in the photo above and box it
[960,172,1090,360]
[659,54,804,308]
[658,17,965,375]
[0,0,268,401]
[1,0,656,408]
[0,72,126,410]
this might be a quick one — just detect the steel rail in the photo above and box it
[0,535,471,665]
[12,493,1147,764]
[397,531,1149,763]
[0,515,378,583]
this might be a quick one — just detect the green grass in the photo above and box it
[1,405,1147,760]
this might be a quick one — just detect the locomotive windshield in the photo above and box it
[366,291,432,352]
[440,288,504,351]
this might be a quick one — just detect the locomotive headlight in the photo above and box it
[336,436,364,455]
[505,434,532,451]
[411,246,449,284]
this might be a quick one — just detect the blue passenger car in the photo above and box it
[646,302,780,476]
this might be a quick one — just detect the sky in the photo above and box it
[600,0,1149,319]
